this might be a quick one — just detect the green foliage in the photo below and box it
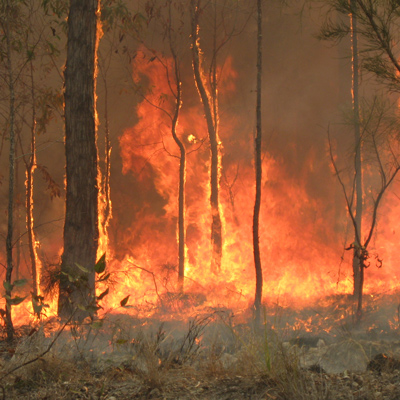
[95,253,106,274]
[316,0,400,90]
[100,0,146,37]
[32,294,50,317]
[4,295,27,307]
[36,88,63,134]
[41,0,68,19]
[3,278,27,293]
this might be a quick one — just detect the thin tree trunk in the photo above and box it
[190,0,222,273]
[169,36,185,292]
[253,0,263,328]
[58,0,100,320]
[101,78,112,247]
[15,149,20,281]
[4,1,16,340]
[350,0,363,314]
[27,60,40,301]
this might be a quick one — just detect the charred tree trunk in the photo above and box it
[253,0,263,328]
[4,1,16,340]
[58,0,100,320]
[350,0,363,312]
[190,0,222,273]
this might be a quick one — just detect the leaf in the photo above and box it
[97,273,110,283]
[97,287,109,301]
[116,339,128,345]
[36,164,61,199]
[86,305,100,313]
[91,320,103,330]
[32,301,43,316]
[13,279,28,287]
[7,296,27,306]
[3,281,13,292]
[95,253,106,274]
[120,295,130,307]
[78,304,99,313]
[75,263,90,274]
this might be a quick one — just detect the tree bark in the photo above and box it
[4,0,16,340]
[190,0,223,273]
[171,60,185,292]
[167,3,186,291]
[253,0,263,328]
[350,0,363,309]
[27,60,40,301]
[58,0,100,320]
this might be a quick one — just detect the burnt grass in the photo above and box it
[0,293,400,399]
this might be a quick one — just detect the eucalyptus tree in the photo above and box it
[0,0,62,338]
[0,0,19,340]
[318,0,400,318]
[58,0,101,320]
[253,0,263,327]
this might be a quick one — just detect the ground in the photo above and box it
[1,294,400,399]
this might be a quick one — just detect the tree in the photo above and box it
[318,1,400,91]
[349,0,363,305]
[328,98,400,319]
[1,0,18,340]
[190,0,223,273]
[133,0,187,290]
[165,1,186,291]
[58,0,101,320]
[318,0,400,318]
[253,0,263,327]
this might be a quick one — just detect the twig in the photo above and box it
[127,261,163,306]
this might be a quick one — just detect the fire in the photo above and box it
[105,47,400,317]
[4,39,400,331]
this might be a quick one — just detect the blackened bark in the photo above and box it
[190,0,222,273]
[253,0,263,328]
[58,0,100,320]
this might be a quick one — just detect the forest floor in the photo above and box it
[2,363,400,400]
[0,293,400,399]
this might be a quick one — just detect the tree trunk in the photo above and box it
[190,0,222,273]
[27,60,40,301]
[100,76,112,255]
[253,0,263,328]
[350,0,363,309]
[58,0,100,320]
[170,50,185,292]
[4,2,16,340]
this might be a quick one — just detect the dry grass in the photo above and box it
[0,311,399,399]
